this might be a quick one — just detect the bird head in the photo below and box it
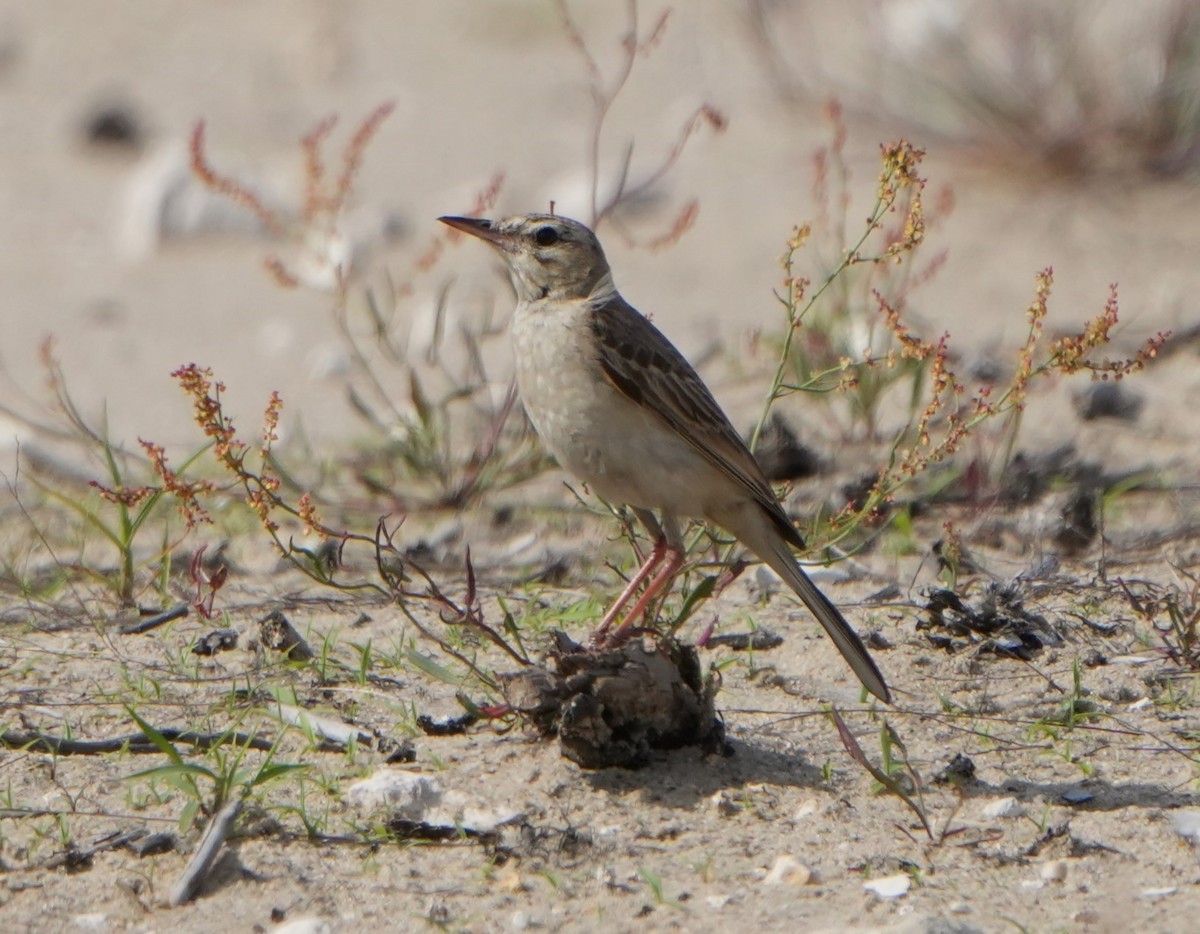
[439,213,612,303]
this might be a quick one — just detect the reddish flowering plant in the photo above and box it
[190,104,395,290]
[751,126,1171,552]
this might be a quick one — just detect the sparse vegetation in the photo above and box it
[1,2,1198,929]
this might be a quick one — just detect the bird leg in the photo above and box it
[594,511,684,645]
[604,542,684,643]
[593,533,669,638]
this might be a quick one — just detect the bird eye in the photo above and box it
[534,226,560,246]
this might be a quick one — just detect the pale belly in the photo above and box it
[511,304,725,520]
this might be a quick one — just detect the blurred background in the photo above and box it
[1,0,1197,453]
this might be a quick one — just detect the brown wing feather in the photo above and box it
[589,295,804,548]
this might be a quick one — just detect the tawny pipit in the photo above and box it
[439,213,891,703]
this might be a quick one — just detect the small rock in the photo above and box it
[1061,787,1095,805]
[751,412,820,481]
[706,894,733,910]
[762,855,816,886]
[495,866,526,893]
[1170,809,1200,845]
[126,831,175,857]
[1141,887,1177,899]
[346,769,442,820]
[192,628,238,656]
[1109,654,1156,665]
[934,753,977,786]
[83,104,143,151]
[258,610,315,660]
[753,565,781,595]
[980,797,1026,819]
[272,921,331,934]
[1074,381,1142,422]
[1040,859,1068,883]
[863,874,910,899]
[792,798,819,821]
[71,915,108,931]
[447,794,524,834]
[509,910,532,931]
[710,791,740,817]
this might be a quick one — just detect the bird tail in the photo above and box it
[740,516,892,703]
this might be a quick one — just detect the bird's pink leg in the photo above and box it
[603,541,684,644]
[593,535,669,637]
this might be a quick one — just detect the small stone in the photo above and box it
[1171,810,1200,845]
[933,753,977,786]
[705,894,732,910]
[1074,381,1142,422]
[272,921,331,934]
[750,413,820,481]
[1061,787,1094,804]
[83,104,143,150]
[792,798,819,821]
[762,855,816,886]
[192,628,238,656]
[127,831,175,857]
[346,769,442,820]
[981,797,1026,819]
[1040,859,1068,883]
[1141,887,1178,899]
[509,910,532,931]
[495,866,526,893]
[710,791,740,817]
[863,874,910,899]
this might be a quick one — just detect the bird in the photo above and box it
[438,212,891,703]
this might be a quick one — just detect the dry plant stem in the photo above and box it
[555,0,722,238]
[557,0,641,223]
[829,706,934,841]
[750,143,923,454]
[168,797,242,907]
[191,103,395,287]
[0,728,274,755]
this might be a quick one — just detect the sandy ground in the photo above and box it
[3,2,1200,932]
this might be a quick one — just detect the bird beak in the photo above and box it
[438,215,509,249]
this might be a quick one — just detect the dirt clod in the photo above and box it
[500,632,726,769]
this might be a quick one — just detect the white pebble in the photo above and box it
[762,855,816,886]
[863,874,910,899]
[1171,809,1200,845]
[272,921,331,934]
[981,796,1026,819]
[792,798,820,821]
[346,768,442,820]
[1040,859,1068,883]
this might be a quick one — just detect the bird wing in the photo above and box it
[588,294,804,548]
